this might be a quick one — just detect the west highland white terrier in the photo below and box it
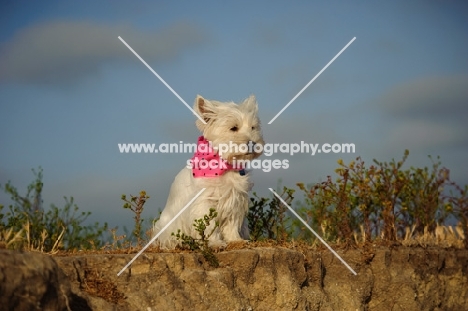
[153,95,264,249]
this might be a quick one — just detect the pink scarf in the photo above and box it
[191,136,244,177]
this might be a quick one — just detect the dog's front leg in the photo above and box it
[219,193,250,242]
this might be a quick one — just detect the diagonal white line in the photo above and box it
[268,188,357,275]
[117,188,206,276]
[118,36,206,124]
[268,37,356,124]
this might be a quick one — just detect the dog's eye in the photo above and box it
[251,126,256,130]
[230,126,238,132]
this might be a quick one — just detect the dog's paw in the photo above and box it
[208,239,227,249]
[226,240,249,250]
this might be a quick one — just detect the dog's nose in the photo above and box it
[248,141,261,153]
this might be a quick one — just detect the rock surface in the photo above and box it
[1,247,467,310]
[0,250,89,311]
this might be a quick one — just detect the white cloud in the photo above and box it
[388,119,463,149]
[0,19,209,85]
[381,75,468,120]
[370,75,468,151]
[354,74,468,184]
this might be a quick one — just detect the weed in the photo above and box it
[172,208,220,267]
[0,167,108,251]
[121,191,150,246]
[247,187,294,242]
[0,226,23,249]
[295,150,466,246]
[101,226,130,250]
[2,149,466,253]
[442,177,468,248]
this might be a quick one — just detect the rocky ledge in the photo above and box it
[1,246,467,310]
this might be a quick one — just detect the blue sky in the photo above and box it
[1,1,468,232]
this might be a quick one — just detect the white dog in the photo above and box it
[153,95,264,249]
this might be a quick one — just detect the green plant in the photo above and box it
[296,174,356,244]
[296,150,465,245]
[247,187,294,242]
[101,226,131,250]
[442,178,468,248]
[0,167,108,251]
[121,191,150,246]
[172,208,220,267]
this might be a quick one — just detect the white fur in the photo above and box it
[153,95,264,249]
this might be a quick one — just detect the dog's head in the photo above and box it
[194,95,264,163]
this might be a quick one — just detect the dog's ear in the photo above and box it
[194,95,218,131]
[240,95,258,114]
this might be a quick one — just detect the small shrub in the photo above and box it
[295,150,466,246]
[0,167,108,252]
[247,187,294,242]
[442,179,468,248]
[121,191,150,246]
[172,208,219,267]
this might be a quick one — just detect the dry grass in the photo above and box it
[0,221,65,254]
[80,268,126,304]
[51,229,466,258]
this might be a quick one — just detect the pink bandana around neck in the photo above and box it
[191,136,241,178]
